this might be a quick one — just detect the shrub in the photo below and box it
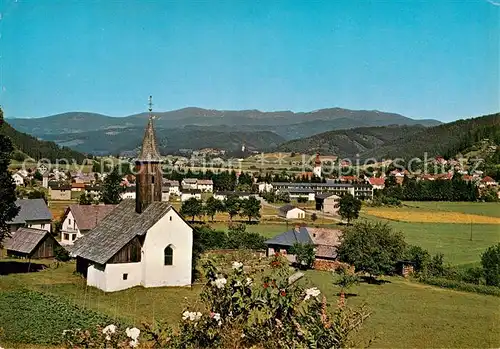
[404,245,431,272]
[418,277,500,297]
[290,242,316,269]
[481,243,500,286]
[54,245,71,262]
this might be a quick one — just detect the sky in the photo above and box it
[0,0,498,122]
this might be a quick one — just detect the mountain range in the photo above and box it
[7,107,441,154]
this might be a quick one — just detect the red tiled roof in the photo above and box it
[481,176,496,183]
[369,177,385,185]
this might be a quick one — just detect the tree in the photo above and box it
[101,166,123,204]
[27,189,47,202]
[79,192,93,205]
[240,196,261,223]
[404,245,431,272]
[481,243,500,286]
[33,170,43,181]
[333,265,360,306]
[290,242,316,269]
[311,213,318,222]
[337,221,407,278]
[0,108,20,246]
[204,196,224,221]
[297,196,307,203]
[276,190,290,203]
[336,194,361,225]
[224,194,241,222]
[181,197,203,223]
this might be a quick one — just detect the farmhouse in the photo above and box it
[12,171,25,186]
[163,180,181,195]
[49,183,72,200]
[121,186,136,200]
[265,226,341,264]
[181,189,202,202]
[197,179,214,192]
[315,193,341,214]
[60,204,116,245]
[4,227,61,259]
[181,178,198,190]
[72,111,193,292]
[368,177,385,190]
[7,199,52,233]
[278,205,306,219]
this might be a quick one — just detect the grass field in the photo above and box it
[0,261,498,348]
[363,207,500,224]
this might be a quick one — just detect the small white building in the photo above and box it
[181,178,198,190]
[278,205,306,219]
[213,191,252,201]
[60,204,116,245]
[162,188,170,202]
[258,182,273,193]
[181,190,202,202]
[196,179,214,192]
[12,172,25,186]
[121,186,136,200]
[164,180,181,195]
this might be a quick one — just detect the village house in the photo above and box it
[265,226,342,265]
[315,193,341,215]
[71,182,86,192]
[163,180,181,195]
[480,176,498,188]
[181,189,202,202]
[3,227,61,259]
[181,178,198,190]
[278,205,306,219]
[213,191,252,201]
[12,171,26,186]
[7,199,52,233]
[60,204,116,245]
[257,182,273,193]
[284,188,315,201]
[121,186,136,200]
[161,187,170,202]
[196,179,214,192]
[72,108,193,293]
[368,177,385,190]
[49,183,72,200]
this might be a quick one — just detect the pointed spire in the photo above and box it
[137,96,161,162]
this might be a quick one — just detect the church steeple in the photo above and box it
[135,96,163,214]
[137,96,161,162]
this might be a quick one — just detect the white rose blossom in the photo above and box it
[126,327,140,340]
[102,324,117,340]
[304,287,321,301]
[213,277,227,289]
[232,261,243,270]
[246,277,253,286]
[183,310,203,321]
[213,313,221,321]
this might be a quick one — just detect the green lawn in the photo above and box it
[305,270,500,348]
[403,201,500,218]
[1,261,498,348]
[360,213,500,267]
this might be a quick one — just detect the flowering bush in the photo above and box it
[63,255,369,348]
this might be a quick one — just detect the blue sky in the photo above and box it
[0,0,498,121]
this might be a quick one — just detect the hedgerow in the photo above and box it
[0,289,125,345]
[418,277,500,297]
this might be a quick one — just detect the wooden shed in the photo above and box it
[4,227,60,259]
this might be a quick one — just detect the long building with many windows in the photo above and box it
[270,182,373,200]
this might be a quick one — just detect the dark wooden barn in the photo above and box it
[4,227,60,259]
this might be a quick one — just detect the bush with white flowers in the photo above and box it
[63,253,370,348]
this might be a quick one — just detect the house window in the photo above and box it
[64,233,69,240]
[169,216,172,221]
[71,234,76,241]
[123,273,128,280]
[41,224,45,229]
[164,245,173,265]
[152,175,155,184]
[68,219,71,226]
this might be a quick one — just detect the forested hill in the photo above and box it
[0,121,87,163]
[276,125,425,158]
[361,112,500,160]
[276,113,500,160]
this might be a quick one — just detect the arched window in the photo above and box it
[164,245,173,266]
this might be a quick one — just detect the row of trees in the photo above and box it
[384,175,479,201]
[181,195,261,223]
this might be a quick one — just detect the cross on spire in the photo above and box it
[148,95,153,119]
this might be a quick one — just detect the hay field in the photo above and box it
[364,207,500,224]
